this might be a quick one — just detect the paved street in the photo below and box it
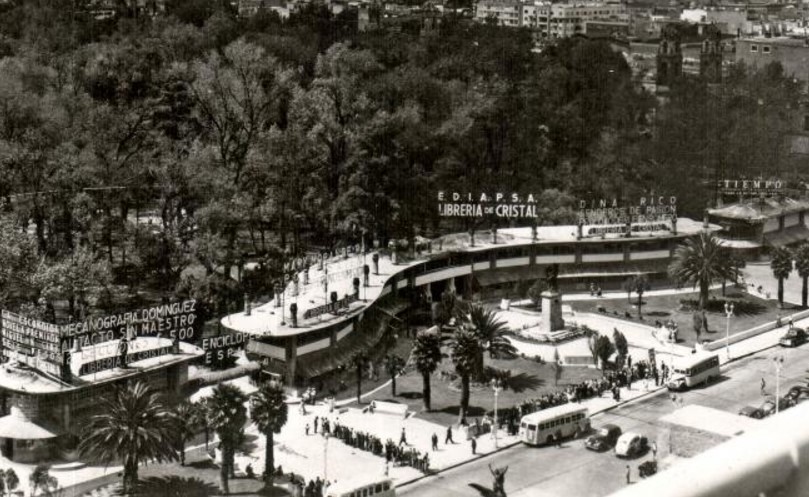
[400,340,809,497]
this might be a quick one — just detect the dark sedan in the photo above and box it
[779,328,808,348]
[585,424,622,452]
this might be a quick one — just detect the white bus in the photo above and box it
[519,404,590,446]
[326,476,395,497]
[667,352,720,391]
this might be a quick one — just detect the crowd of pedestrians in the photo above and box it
[496,359,671,433]
[315,418,431,473]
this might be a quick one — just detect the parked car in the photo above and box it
[759,397,792,417]
[785,385,809,404]
[615,432,648,458]
[738,405,765,419]
[585,424,622,452]
[779,328,808,348]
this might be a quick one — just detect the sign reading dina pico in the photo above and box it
[577,196,677,226]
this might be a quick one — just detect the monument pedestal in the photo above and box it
[541,291,565,333]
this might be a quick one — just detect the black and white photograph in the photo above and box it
[0,1,806,496]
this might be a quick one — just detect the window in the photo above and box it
[383,483,390,490]
[363,489,368,497]
[763,46,771,54]
[750,45,758,52]
[375,484,382,492]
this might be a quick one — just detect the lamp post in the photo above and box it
[491,378,502,448]
[774,355,784,415]
[324,432,330,482]
[724,302,734,361]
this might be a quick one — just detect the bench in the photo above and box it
[370,400,409,418]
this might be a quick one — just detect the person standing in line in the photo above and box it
[445,426,455,444]
[471,437,477,455]
[431,433,438,451]
[314,416,319,434]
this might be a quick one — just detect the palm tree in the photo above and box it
[630,274,650,318]
[3,468,19,497]
[350,353,369,404]
[794,243,809,307]
[384,354,406,396]
[668,232,737,310]
[412,330,443,411]
[196,399,212,451]
[208,383,249,495]
[464,305,516,361]
[249,381,288,488]
[29,465,57,497]
[771,246,794,308]
[173,401,200,466]
[449,327,482,420]
[79,382,178,494]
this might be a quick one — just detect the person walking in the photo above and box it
[652,441,658,460]
[431,433,438,451]
[314,416,319,434]
[445,426,455,444]
[399,427,407,447]
[555,430,563,449]
[305,423,310,436]
[626,465,631,484]
[471,437,477,455]
[761,377,766,395]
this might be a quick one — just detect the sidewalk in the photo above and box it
[559,285,723,303]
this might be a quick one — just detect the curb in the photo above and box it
[395,439,523,488]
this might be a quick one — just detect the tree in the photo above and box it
[173,401,199,466]
[612,329,628,366]
[449,327,482,419]
[794,243,809,308]
[79,382,178,494]
[588,334,615,370]
[3,469,19,497]
[384,354,406,396]
[668,232,737,311]
[350,353,369,404]
[771,246,793,308]
[28,465,57,497]
[412,329,443,410]
[631,274,650,318]
[208,383,249,495]
[464,305,516,361]
[250,381,288,488]
[622,277,633,304]
[693,311,703,342]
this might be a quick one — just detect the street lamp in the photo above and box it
[324,432,330,482]
[491,378,502,448]
[774,355,785,415]
[724,302,734,361]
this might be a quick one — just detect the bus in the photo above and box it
[519,404,590,446]
[667,352,720,391]
[326,476,395,497]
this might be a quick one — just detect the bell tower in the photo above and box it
[656,24,683,89]
[700,24,723,84]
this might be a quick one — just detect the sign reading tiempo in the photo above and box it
[437,191,541,218]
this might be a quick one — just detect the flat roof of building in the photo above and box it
[660,404,757,438]
[0,339,203,394]
[738,36,809,47]
[709,197,809,222]
[222,218,716,338]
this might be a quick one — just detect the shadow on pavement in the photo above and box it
[135,476,220,496]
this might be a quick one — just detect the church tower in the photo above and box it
[699,24,723,84]
[656,24,683,89]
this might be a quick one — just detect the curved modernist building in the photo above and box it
[223,218,717,387]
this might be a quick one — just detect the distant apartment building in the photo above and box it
[475,0,627,38]
[735,36,809,83]
[238,0,292,18]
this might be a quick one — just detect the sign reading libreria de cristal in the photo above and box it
[436,192,544,218]
[0,300,197,374]
[577,196,677,226]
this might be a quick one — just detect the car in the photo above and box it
[738,405,765,419]
[779,328,808,347]
[585,424,622,452]
[760,397,792,417]
[614,432,648,458]
[785,385,809,404]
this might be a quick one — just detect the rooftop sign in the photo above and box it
[577,196,677,226]
[436,192,542,219]
[718,179,784,197]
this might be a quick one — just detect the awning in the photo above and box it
[764,225,809,248]
[0,408,59,439]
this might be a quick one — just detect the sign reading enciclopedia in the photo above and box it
[202,332,250,365]
[577,196,677,226]
[436,192,542,219]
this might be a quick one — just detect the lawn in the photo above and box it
[572,286,800,347]
[351,354,603,427]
